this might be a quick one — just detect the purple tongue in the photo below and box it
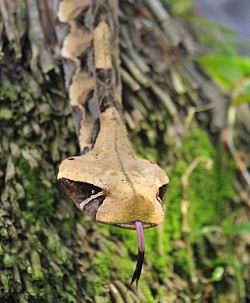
[135,221,145,252]
[130,221,145,287]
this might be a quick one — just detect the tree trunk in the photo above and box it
[0,1,249,302]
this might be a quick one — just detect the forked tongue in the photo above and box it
[130,221,145,287]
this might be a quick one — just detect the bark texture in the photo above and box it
[0,1,249,303]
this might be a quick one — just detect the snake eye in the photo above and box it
[158,184,168,201]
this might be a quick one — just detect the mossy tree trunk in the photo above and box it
[1,1,249,302]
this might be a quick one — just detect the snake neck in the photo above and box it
[58,0,122,154]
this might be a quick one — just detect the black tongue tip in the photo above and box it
[130,221,145,287]
[130,249,144,287]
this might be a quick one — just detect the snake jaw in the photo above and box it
[130,221,145,287]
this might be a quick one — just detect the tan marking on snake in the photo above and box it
[94,21,112,69]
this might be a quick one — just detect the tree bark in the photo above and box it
[0,1,248,303]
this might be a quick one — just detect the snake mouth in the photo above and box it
[112,221,156,230]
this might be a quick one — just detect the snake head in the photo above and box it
[58,153,168,229]
[58,108,169,229]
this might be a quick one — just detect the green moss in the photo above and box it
[144,228,169,280]
[163,127,236,276]
[3,254,14,268]
[140,281,157,303]
[110,225,136,250]
[86,249,112,298]
[165,162,185,241]
[93,252,112,282]
[0,272,10,293]
[106,226,169,286]
[59,212,74,239]
[181,128,215,160]
[173,249,190,274]
[112,255,133,282]
[31,250,44,281]
[132,136,161,162]
[45,230,68,264]
[88,225,168,300]
[0,82,20,102]
[13,157,55,222]
[182,129,235,232]
[172,127,235,231]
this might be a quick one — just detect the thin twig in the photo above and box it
[121,52,149,86]
[121,26,150,74]
[144,0,180,46]
[121,68,141,91]
[182,156,213,189]
[150,82,177,117]
[195,102,214,112]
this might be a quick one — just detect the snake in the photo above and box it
[57,0,169,285]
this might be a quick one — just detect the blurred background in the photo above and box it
[195,0,250,41]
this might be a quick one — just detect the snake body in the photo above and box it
[57,0,169,285]
[58,0,122,154]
